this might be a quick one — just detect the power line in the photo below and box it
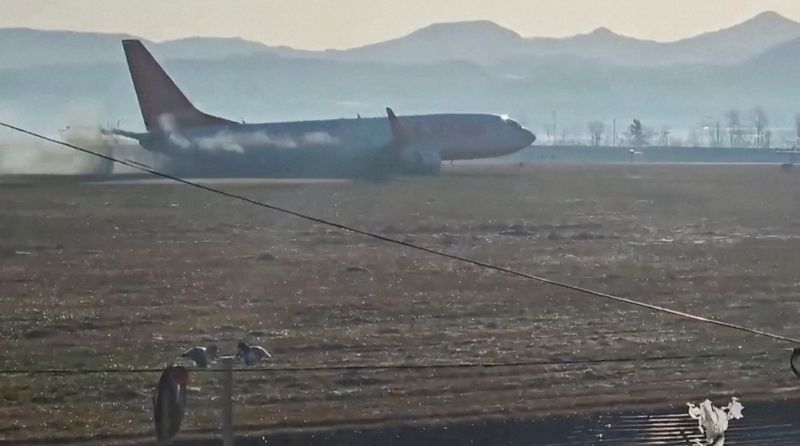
[2,121,799,347]
[0,351,769,375]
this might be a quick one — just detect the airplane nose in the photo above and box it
[521,129,536,146]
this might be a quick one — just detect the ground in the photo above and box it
[1,164,800,444]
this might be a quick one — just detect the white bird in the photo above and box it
[181,344,218,368]
[236,341,272,366]
[687,397,744,446]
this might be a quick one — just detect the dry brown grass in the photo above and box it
[2,164,800,443]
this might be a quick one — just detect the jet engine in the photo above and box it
[400,149,442,175]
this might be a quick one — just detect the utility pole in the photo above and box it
[612,119,616,146]
[220,357,234,446]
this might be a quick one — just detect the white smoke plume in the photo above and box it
[156,113,338,153]
[157,114,193,150]
[196,131,293,152]
[0,109,117,175]
[302,131,337,145]
[687,397,744,446]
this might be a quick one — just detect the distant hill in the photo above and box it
[153,37,274,60]
[340,20,525,65]
[337,11,800,66]
[0,28,285,69]
[2,11,799,70]
[659,11,800,65]
[521,28,661,66]
[2,11,800,138]
[2,43,799,136]
[0,28,135,69]
[741,34,800,71]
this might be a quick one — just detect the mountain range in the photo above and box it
[1,11,799,138]
[3,11,800,69]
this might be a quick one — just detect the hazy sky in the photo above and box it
[3,0,800,50]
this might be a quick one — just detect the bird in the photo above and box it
[236,341,272,366]
[687,398,743,446]
[153,365,189,446]
[181,344,218,368]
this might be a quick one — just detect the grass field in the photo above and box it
[2,164,800,443]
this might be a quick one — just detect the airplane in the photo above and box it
[109,39,535,179]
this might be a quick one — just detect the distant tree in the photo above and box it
[560,128,569,145]
[687,128,700,146]
[660,126,671,146]
[795,113,800,147]
[588,121,605,146]
[751,107,768,147]
[629,119,647,146]
[726,109,741,146]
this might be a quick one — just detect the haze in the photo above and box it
[4,0,800,50]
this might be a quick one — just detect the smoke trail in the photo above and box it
[157,114,193,150]
[155,114,339,153]
[195,130,339,152]
[0,107,157,175]
[0,127,113,175]
[196,130,295,152]
[62,125,114,174]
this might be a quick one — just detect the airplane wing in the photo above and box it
[353,108,441,180]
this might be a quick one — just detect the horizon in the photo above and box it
[2,1,800,50]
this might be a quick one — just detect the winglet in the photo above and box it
[386,107,409,141]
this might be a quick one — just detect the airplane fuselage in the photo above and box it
[135,113,535,178]
[117,39,535,179]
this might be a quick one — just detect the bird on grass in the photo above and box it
[687,397,743,446]
[236,341,272,366]
[153,364,189,446]
[181,344,218,368]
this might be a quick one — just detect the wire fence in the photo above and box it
[0,350,778,376]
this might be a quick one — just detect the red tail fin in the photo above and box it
[122,39,235,132]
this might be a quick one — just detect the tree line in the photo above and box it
[582,108,800,149]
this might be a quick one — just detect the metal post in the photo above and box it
[220,356,234,446]
[613,119,616,146]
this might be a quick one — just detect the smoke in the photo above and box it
[156,114,338,154]
[0,110,118,175]
[196,131,294,152]
[157,114,193,150]
[302,131,337,145]
[199,130,339,153]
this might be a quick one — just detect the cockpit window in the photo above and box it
[506,119,522,130]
